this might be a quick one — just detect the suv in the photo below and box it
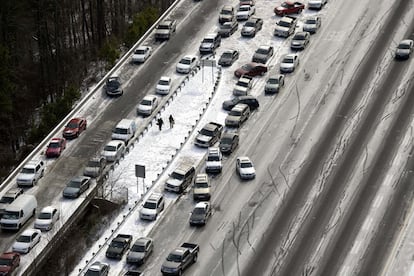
[139,193,165,220]
[206,147,223,173]
[219,5,235,23]
[199,33,221,54]
[193,174,211,200]
[165,164,195,193]
[241,18,263,37]
[274,16,297,38]
[155,19,176,40]
[195,122,223,148]
[16,160,45,187]
[225,103,251,128]
[0,188,24,218]
[233,75,253,96]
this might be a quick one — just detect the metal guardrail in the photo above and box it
[0,0,182,193]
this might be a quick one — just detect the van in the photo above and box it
[0,194,37,230]
[111,119,137,142]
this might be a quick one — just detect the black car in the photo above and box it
[219,132,239,154]
[222,95,259,111]
[218,50,239,66]
[106,234,133,259]
[105,76,123,96]
[189,202,212,226]
[62,176,91,198]
[218,20,238,37]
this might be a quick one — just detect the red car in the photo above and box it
[240,0,255,6]
[0,252,20,276]
[234,63,268,78]
[45,137,66,158]
[62,117,87,139]
[274,1,305,16]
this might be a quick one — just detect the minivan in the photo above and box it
[111,119,137,142]
[0,194,37,230]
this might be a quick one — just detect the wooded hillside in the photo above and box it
[0,0,172,180]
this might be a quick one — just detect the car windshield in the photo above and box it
[193,207,205,214]
[143,201,157,209]
[158,79,170,85]
[38,212,52,219]
[305,18,317,24]
[241,64,253,71]
[278,20,291,27]
[293,34,306,40]
[66,121,79,128]
[195,182,208,188]
[203,38,214,43]
[221,24,232,30]
[113,127,128,134]
[87,160,100,167]
[239,6,249,11]
[200,128,214,136]
[268,78,279,84]
[0,258,12,266]
[141,99,152,106]
[2,211,19,219]
[245,21,255,27]
[167,253,182,262]
[0,196,13,203]
[171,172,185,180]
[207,155,220,161]
[110,241,124,248]
[230,110,242,116]
[240,161,253,168]
[67,179,81,188]
[221,137,233,144]
[236,81,249,87]
[180,58,191,65]
[282,57,294,63]
[104,145,116,152]
[16,235,31,243]
[398,43,411,49]
[21,167,35,174]
[221,9,232,15]
[256,48,269,54]
[48,141,60,148]
[135,49,146,54]
[132,244,146,252]
[157,24,169,29]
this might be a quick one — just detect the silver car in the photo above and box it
[303,16,321,34]
[290,31,310,50]
[127,237,154,265]
[280,54,299,73]
[265,75,285,94]
[395,39,414,60]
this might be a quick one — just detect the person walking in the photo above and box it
[157,117,164,131]
[169,114,175,128]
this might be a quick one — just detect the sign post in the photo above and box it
[135,164,146,196]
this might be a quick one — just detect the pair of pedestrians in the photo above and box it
[156,115,174,130]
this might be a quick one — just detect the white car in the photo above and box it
[265,74,285,94]
[156,76,172,95]
[137,95,158,116]
[280,54,299,73]
[308,0,328,10]
[139,193,165,220]
[16,159,45,187]
[132,46,152,63]
[303,16,321,34]
[176,55,198,74]
[12,229,41,253]
[34,206,60,231]
[236,156,256,180]
[233,75,253,96]
[205,147,222,173]
[102,140,125,162]
[236,5,255,20]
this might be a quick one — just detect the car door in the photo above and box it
[236,159,241,172]
[32,232,40,247]
[233,135,239,151]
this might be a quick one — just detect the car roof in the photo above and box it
[195,201,209,209]
[205,33,218,39]
[195,173,208,182]
[136,46,149,50]
[50,137,63,142]
[203,122,220,131]
[4,188,22,196]
[107,140,125,147]
[208,147,220,155]
[305,16,319,21]
[134,237,152,246]
[89,261,107,271]
[160,76,171,81]
[40,206,56,213]
[223,49,236,54]
[284,53,298,59]
[0,252,18,259]
[294,31,308,36]
[147,192,163,202]
[222,5,233,10]
[222,131,238,139]
[258,45,271,50]
[400,39,414,45]
[21,229,39,236]
[183,55,196,60]
[24,160,43,168]
[239,4,251,8]
[70,175,90,182]
[238,156,251,163]
[142,95,157,101]
[69,117,84,123]
[174,164,194,174]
